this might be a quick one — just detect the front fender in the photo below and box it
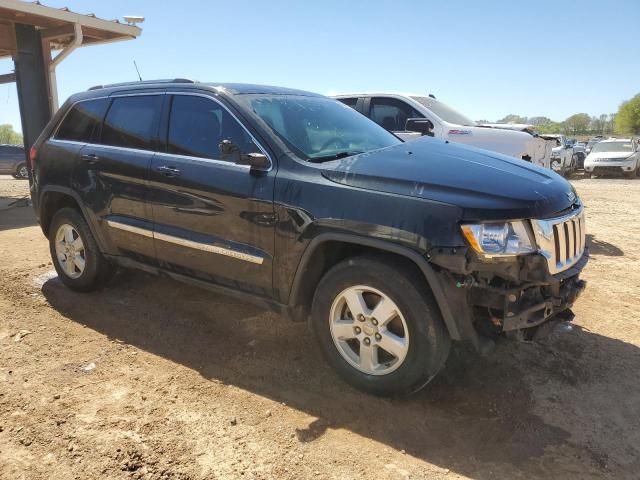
[288,232,463,341]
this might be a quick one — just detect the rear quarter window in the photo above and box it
[337,98,358,109]
[56,98,109,142]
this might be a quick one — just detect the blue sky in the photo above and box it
[1,0,639,131]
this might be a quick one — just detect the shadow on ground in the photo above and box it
[586,233,624,257]
[41,271,640,479]
[0,197,36,231]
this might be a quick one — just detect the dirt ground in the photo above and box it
[1,174,638,480]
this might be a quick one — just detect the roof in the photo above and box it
[84,79,322,97]
[206,83,322,96]
[0,0,141,59]
[332,92,425,98]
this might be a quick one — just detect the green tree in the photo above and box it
[0,124,23,144]
[537,122,563,134]
[529,116,552,126]
[563,113,591,136]
[497,114,528,124]
[615,94,640,135]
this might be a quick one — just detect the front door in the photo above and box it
[368,96,426,142]
[149,93,275,297]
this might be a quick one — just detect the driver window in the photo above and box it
[167,95,259,160]
[369,98,422,132]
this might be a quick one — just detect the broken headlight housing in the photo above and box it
[461,221,536,257]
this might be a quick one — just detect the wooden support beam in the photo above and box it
[40,23,76,40]
[0,72,16,84]
[0,21,16,53]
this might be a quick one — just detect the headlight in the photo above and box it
[461,221,536,257]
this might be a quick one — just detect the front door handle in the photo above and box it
[81,153,100,163]
[156,165,182,177]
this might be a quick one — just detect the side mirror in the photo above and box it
[219,140,270,171]
[237,152,270,170]
[405,118,434,137]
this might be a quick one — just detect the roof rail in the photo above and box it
[88,78,195,91]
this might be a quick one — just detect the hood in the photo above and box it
[442,124,537,159]
[450,124,532,141]
[586,151,634,160]
[321,137,577,221]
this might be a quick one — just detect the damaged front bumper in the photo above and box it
[483,253,588,332]
[429,247,589,347]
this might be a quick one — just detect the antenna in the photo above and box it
[133,60,143,81]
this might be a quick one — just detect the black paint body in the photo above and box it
[29,81,586,348]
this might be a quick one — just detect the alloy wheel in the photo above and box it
[54,223,86,279]
[329,285,410,375]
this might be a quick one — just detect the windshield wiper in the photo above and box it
[308,151,364,163]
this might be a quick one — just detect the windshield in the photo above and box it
[410,96,476,126]
[239,95,401,161]
[590,141,634,154]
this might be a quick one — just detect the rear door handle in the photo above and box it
[156,165,182,177]
[81,153,99,163]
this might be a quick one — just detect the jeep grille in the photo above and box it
[531,206,586,274]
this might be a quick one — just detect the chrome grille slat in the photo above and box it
[567,221,575,259]
[556,222,566,264]
[531,206,586,274]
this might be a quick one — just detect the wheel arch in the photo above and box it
[287,233,461,340]
[38,186,107,253]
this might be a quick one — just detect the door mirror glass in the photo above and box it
[405,118,435,137]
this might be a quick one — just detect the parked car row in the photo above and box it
[27,79,588,395]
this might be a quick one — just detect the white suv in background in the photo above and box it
[584,138,639,178]
[333,93,553,168]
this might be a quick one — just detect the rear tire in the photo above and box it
[49,207,113,292]
[311,256,450,396]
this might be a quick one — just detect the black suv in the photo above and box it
[29,79,588,395]
[0,144,28,179]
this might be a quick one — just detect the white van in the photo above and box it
[333,93,553,169]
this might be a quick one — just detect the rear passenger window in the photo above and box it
[338,98,358,109]
[167,95,259,159]
[100,96,162,151]
[56,98,109,142]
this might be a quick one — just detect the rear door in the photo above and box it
[148,93,275,296]
[74,93,163,264]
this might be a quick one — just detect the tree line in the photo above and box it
[0,124,23,145]
[481,93,640,137]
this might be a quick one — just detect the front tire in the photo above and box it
[311,256,450,396]
[49,208,113,292]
